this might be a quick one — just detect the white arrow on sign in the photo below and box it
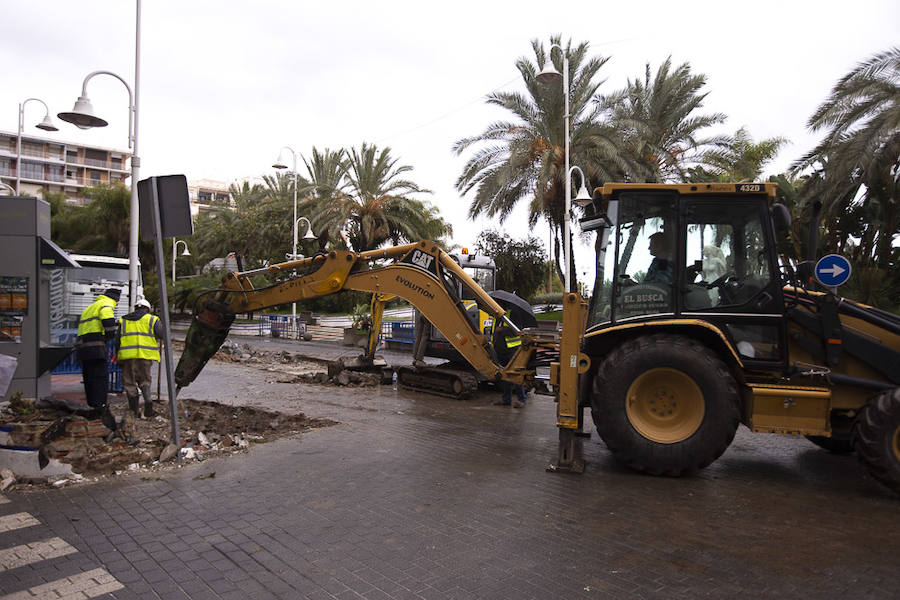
[819,264,846,277]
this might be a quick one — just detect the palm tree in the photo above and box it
[320,143,435,252]
[53,183,130,255]
[691,127,788,182]
[261,171,299,204]
[192,207,255,271]
[599,57,727,183]
[454,36,623,285]
[295,147,350,250]
[228,181,266,208]
[793,47,900,270]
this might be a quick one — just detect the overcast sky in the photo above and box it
[2,0,897,284]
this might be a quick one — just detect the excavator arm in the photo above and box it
[175,241,547,390]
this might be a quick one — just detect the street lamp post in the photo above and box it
[272,147,300,317]
[172,239,190,283]
[57,0,141,310]
[537,43,579,294]
[290,217,317,260]
[16,98,59,195]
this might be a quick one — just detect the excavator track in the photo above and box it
[396,365,480,399]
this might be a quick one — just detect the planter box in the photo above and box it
[342,328,370,348]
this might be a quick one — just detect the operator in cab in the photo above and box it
[644,231,674,284]
[75,288,121,408]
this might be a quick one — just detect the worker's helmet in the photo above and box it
[135,298,151,309]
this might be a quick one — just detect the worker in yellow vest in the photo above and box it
[117,298,162,418]
[76,288,121,408]
[491,318,528,408]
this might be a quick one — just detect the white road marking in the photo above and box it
[0,513,39,533]
[0,507,126,599]
[0,537,77,571]
[0,567,123,599]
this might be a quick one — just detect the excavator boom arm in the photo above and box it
[175,241,534,388]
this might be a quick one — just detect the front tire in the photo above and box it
[590,334,740,476]
[854,388,900,495]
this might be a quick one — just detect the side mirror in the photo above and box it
[580,213,612,232]
[771,203,791,235]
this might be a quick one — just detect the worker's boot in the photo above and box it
[140,385,155,418]
[127,394,141,420]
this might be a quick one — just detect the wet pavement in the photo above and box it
[1,335,898,599]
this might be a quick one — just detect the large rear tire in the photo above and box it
[590,334,740,476]
[853,388,900,495]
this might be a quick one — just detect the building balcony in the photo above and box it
[65,156,128,172]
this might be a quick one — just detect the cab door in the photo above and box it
[679,197,787,372]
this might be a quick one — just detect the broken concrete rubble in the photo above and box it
[0,395,335,488]
[214,341,383,387]
[1,467,14,491]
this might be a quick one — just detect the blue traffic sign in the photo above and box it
[815,254,852,287]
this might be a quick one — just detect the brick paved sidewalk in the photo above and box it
[5,352,899,599]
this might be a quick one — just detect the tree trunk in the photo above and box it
[553,229,564,286]
[619,225,641,276]
[875,201,897,270]
[568,229,578,293]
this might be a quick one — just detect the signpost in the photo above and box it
[137,175,192,449]
[815,254,852,293]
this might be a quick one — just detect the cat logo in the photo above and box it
[410,250,435,271]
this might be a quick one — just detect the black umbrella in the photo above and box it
[489,290,537,329]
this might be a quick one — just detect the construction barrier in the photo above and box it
[51,330,123,393]
[380,321,415,349]
[258,315,307,340]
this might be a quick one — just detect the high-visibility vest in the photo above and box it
[502,309,521,349]
[505,334,521,349]
[76,295,117,343]
[117,313,161,361]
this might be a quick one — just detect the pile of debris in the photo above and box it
[274,370,382,387]
[215,340,387,387]
[214,340,316,365]
[0,394,334,488]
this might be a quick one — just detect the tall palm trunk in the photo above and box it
[875,200,897,269]
[618,223,643,276]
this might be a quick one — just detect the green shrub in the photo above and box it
[350,303,373,332]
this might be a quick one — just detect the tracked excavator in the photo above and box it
[174,183,900,495]
[174,240,558,401]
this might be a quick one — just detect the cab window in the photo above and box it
[613,194,678,320]
[683,201,774,310]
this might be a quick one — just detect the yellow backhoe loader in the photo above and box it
[174,183,900,495]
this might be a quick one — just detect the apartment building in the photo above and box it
[0,129,130,204]
[188,178,232,215]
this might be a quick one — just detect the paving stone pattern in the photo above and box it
[0,501,124,599]
[3,354,899,599]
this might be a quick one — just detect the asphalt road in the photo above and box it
[1,340,897,599]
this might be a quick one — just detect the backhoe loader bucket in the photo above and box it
[174,300,236,388]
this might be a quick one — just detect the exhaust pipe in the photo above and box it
[797,200,822,287]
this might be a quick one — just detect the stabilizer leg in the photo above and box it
[547,427,585,473]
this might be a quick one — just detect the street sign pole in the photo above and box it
[148,181,180,449]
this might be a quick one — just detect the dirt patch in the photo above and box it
[1,394,336,484]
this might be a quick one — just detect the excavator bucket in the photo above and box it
[174,299,236,389]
